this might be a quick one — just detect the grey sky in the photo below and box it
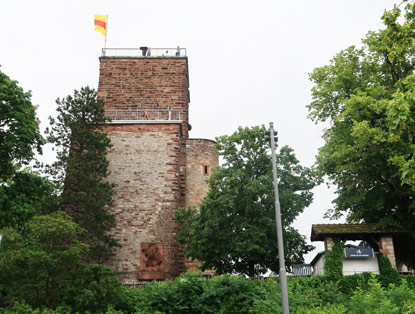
[1,0,398,262]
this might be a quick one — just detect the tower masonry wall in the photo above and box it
[98,57,190,136]
[97,55,217,282]
[104,124,185,283]
[185,139,218,272]
[185,139,218,208]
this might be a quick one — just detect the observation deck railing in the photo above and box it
[101,47,187,57]
[105,109,182,122]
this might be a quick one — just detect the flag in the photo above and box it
[94,15,107,36]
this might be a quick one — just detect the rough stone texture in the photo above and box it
[185,139,218,208]
[324,237,334,251]
[380,236,397,269]
[98,56,217,283]
[98,57,190,137]
[104,124,186,283]
[184,139,218,271]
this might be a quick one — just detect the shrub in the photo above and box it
[289,275,345,308]
[0,302,71,314]
[192,274,262,314]
[337,272,372,295]
[250,280,281,314]
[378,254,401,287]
[404,276,415,289]
[295,304,347,314]
[62,263,125,313]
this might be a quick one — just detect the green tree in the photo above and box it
[0,170,56,231]
[46,87,117,261]
[0,69,55,231]
[0,69,44,181]
[0,212,89,308]
[0,212,123,312]
[308,4,415,258]
[308,5,415,223]
[387,74,415,189]
[176,126,317,278]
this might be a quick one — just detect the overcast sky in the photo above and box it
[1,0,399,262]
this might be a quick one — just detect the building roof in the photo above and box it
[311,223,405,241]
[292,264,313,276]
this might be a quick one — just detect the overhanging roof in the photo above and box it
[311,223,405,242]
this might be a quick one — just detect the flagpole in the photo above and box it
[105,15,108,50]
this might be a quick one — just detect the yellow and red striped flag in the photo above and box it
[94,15,107,36]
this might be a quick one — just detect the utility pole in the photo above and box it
[265,122,290,314]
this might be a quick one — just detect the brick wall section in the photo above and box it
[104,124,185,283]
[98,57,189,137]
[185,139,218,208]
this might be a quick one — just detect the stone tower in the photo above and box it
[97,48,218,284]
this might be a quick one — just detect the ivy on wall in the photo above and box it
[325,237,344,281]
[378,253,401,287]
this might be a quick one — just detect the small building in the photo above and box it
[310,245,380,276]
[309,223,405,276]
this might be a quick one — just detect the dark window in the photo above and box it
[203,165,209,176]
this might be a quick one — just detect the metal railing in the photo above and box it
[105,109,182,121]
[102,47,187,58]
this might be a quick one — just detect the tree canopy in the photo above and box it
[308,4,415,265]
[0,169,55,231]
[0,69,53,232]
[46,87,118,261]
[0,69,44,181]
[176,126,318,278]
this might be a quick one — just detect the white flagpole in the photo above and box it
[105,15,109,50]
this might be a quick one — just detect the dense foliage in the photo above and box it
[0,170,55,231]
[379,253,401,287]
[0,212,89,307]
[0,72,124,312]
[1,271,415,313]
[0,212,124,311]
[0,69,44,181]
[46,87,118,261]
[0,70,52,231]
[176,126,318,278]
[308,3,415,266]
[324,238,344,281]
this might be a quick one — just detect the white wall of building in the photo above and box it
[311,254,380,276]
[342,255,379,275]
[313,255,325,276]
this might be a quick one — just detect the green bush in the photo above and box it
[3,270,415,313]
[386,280,415,311]
[337,272,372,295]
[295,304,347,314]
[193,275,262,314]
[62,263,125,313]
[250,280,281,314]
[378,254,401,287]
[0,302,71,314]
[403,276,415,289]
[348,275,401,314]
[289,276,345,308]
